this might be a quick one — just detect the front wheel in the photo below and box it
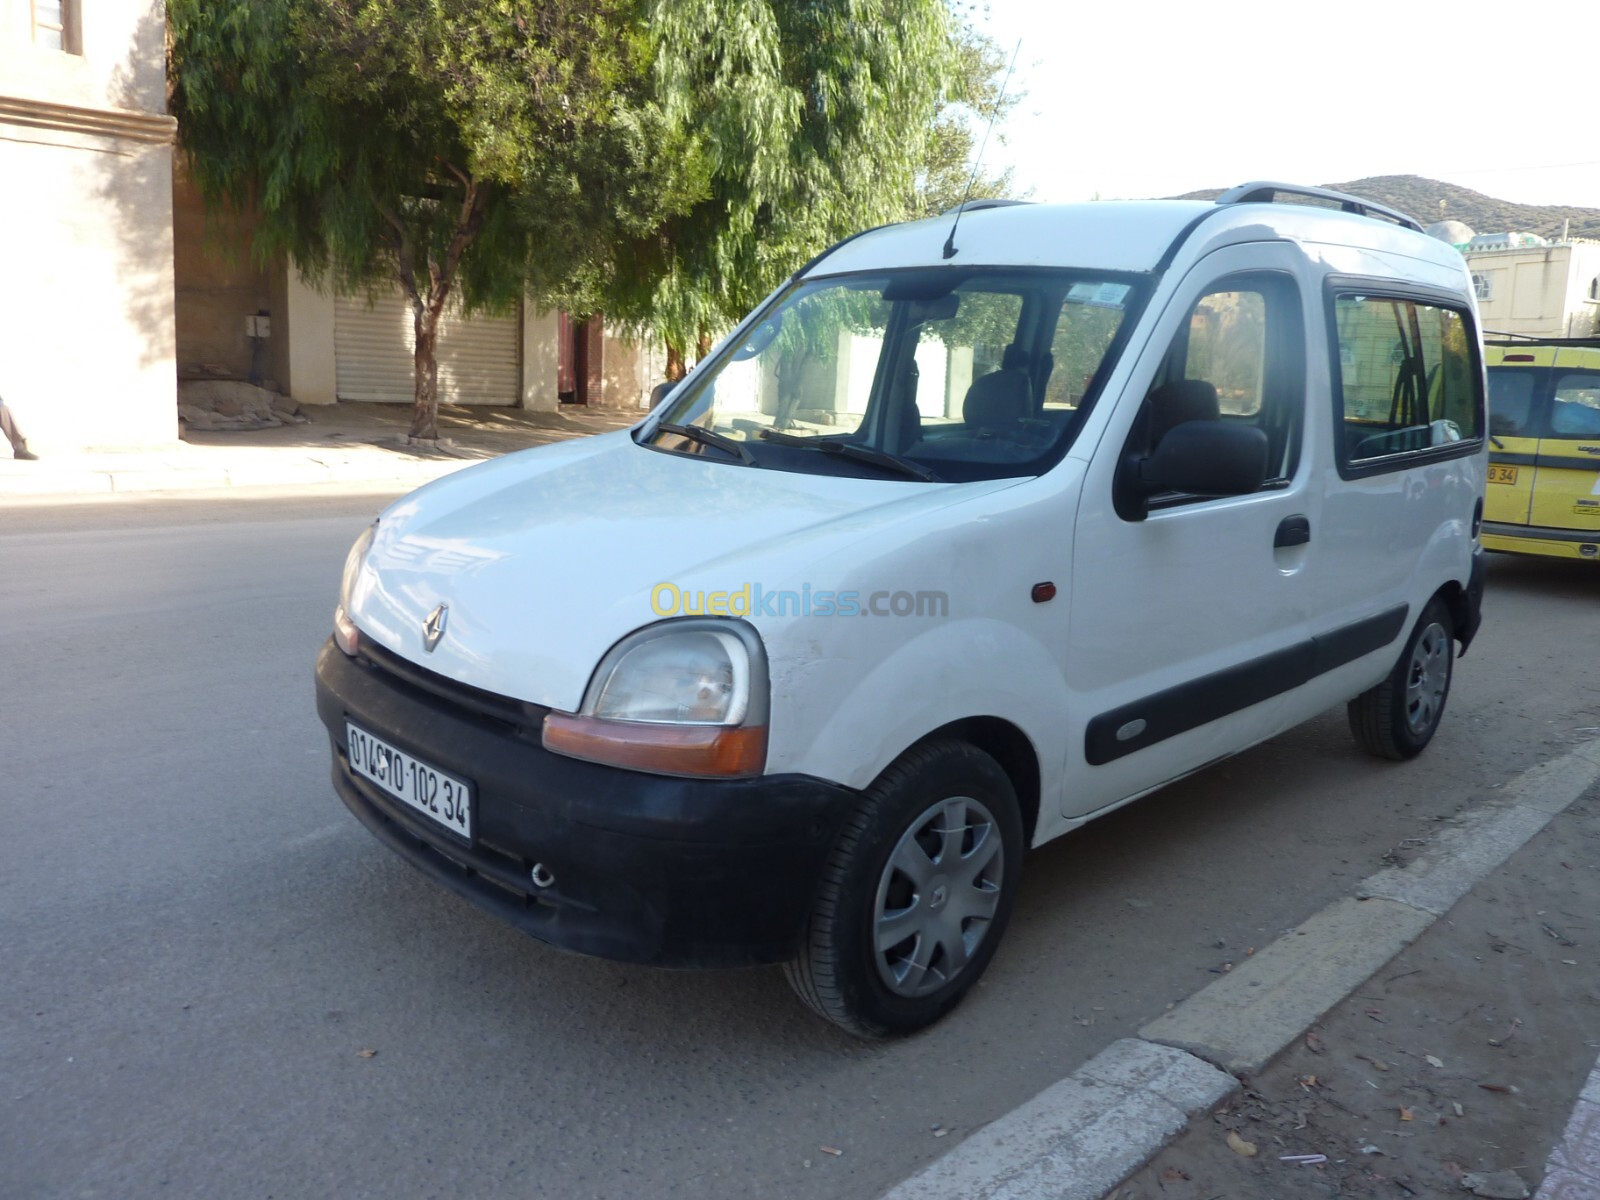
[1348,597,1455,761]
[784,740,1024,1038]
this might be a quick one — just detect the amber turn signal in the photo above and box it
[333,606,361,656]
[542,713,768,778]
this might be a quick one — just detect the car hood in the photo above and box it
[349,431,1020,710]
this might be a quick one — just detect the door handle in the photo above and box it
[1274,515,1311,548]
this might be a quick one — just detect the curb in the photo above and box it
[1536,1053,1600,1199]
[881,738,1600,1200]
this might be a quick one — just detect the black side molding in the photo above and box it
[1084,605,1410,766]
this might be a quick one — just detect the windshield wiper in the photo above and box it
[1490,434,1506,449]
[759,428,940,482]
[654,421,753,466]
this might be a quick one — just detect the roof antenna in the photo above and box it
[943,37,1022,261]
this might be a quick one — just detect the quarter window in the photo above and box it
[1487,369,1536,437]
[1333,294,1483,470]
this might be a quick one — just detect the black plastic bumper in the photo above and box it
[314,640,859,968]
[1456,545,1485,654]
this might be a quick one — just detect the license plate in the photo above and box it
[1487,464,1518,485]
[345,721,472,840]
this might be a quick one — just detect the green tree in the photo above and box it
[169,0,688,441]
[910,23,1019,218]
[580,0,981,380]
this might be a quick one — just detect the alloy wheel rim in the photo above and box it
[872,796,1004,998]
[1404,621,1451,735]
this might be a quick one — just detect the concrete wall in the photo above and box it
[522,307,560,411]
[1559,244,1600,338]
[0,0,177,451]
[600,331,652,410]
[172,162,275,383]
[284,269,336,406]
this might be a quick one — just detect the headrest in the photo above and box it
[964,369,1031,431]
[1001,343,1031,372]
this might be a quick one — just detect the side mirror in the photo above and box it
[649,379,676,410]
[1122,421,1269,519]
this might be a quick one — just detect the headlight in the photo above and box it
[543,621,769,778]
[333,521,377,656]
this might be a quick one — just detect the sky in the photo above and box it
[972,0,1600,210]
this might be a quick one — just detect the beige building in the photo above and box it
[0,0,177,452]
[173,170,661,416]
[1464,238,1600,340]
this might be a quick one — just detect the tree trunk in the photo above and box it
[696,329,712,363]
[381,176,486,446]
[666,341,686,382]
[409,303,442,441]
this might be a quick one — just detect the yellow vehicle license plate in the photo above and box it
[1487,464,1519,485]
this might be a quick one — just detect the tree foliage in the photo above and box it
[170,0,1015,419]
[910,22,1018,218]
[169,0,688,438]
[581,0,1009,376]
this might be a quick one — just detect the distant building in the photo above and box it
[1465,238,1600,339]
[0,0,178,452]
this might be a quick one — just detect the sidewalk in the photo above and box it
[885,742,1600,1200]
[1116,771,1600,1200]
[0,401,639,500]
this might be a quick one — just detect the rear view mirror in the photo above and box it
[907,294,960,324]
[1144,421,1267,496]
[1121,421,1268,519]
[731,318,781,361]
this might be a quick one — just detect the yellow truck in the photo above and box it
[1483,338,1600,560]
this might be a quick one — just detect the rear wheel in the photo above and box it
[1348,597,1454,761]
[784,740,1023,1038]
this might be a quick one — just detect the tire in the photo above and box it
[784,740,1024,1038]
[1348,597,1455,761]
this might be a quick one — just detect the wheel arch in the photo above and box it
[1435,548,1485,653]
[909,717,1042,847]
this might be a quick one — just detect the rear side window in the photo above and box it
[1332,293,1483,472]
[1551,372,1600,438]
[1487,368,1536,437]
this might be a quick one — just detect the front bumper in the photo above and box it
[314,639,859,968]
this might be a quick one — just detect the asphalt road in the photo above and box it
[3,492,1597,1200]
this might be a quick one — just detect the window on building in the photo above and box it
[1332,294,1483,472]
[1472,273,1493,301]
[1588,276,1599,302]
[31,0,76,52]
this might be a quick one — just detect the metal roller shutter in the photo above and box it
[334,291,520,405]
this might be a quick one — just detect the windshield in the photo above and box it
[646,268,1144,482]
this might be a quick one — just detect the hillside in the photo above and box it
[1174,175,1600,241]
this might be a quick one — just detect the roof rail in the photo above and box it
[938,198,1031,217]
[1215,182,1424,234]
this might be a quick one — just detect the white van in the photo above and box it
[317,183,1487,1037]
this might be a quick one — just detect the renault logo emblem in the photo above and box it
[422,604,448,652]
